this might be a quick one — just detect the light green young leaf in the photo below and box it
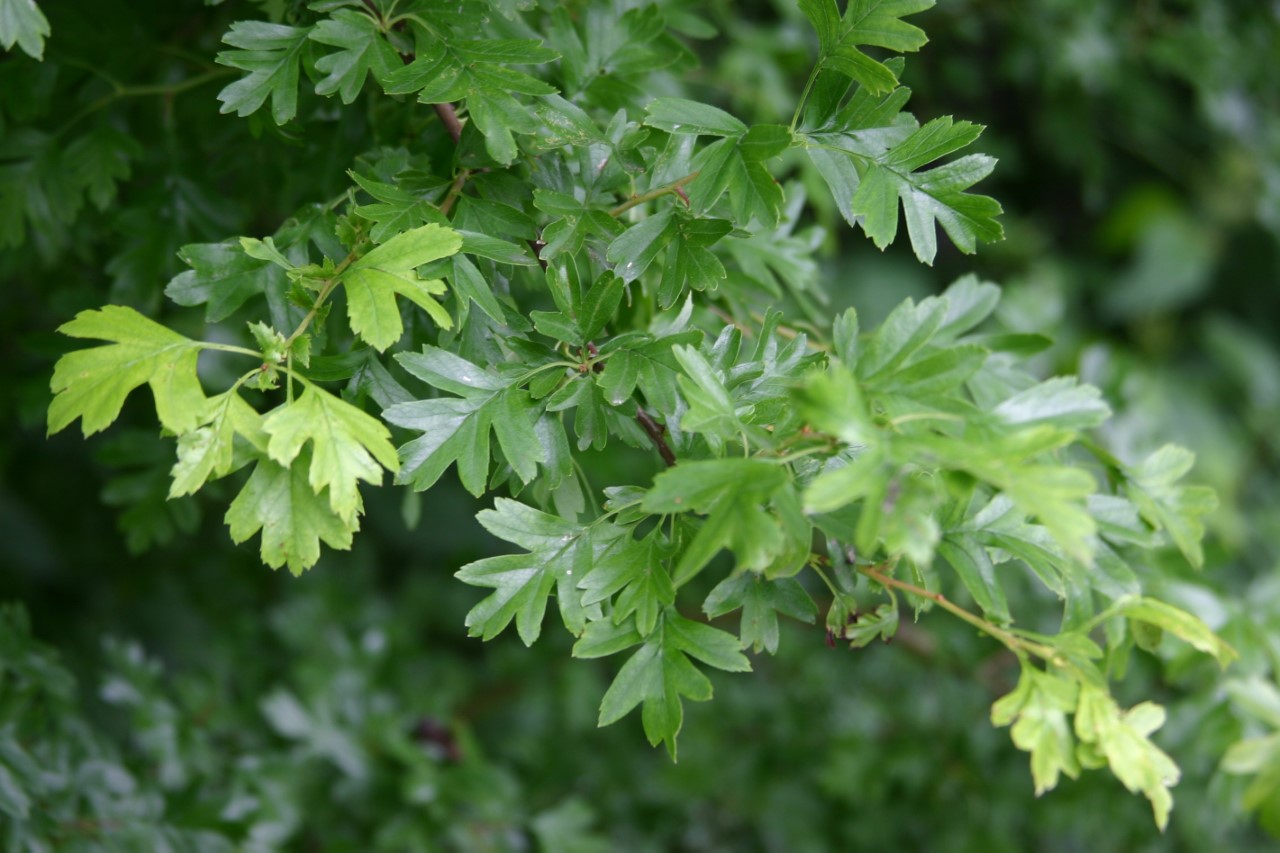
[344,224,462,350]
[169,389,266,497]
[225,453,357,575]
[1109,596,1237,668]
[215,21,312,124]
[1074,685,1180,830]
[262,384,399,524]
[0,0,50,60]
[992,668,1082,795]
[49,305,206,437]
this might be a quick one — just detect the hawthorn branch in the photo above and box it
[439,168,471,216]
[435,102,463,144]
[635,407,677,467]
[857,564,1056,661]
[609,172,700,217]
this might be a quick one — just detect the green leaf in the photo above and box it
[0,0,50,60]
[387,348,546,494]
[703,573,817,654]
[644,458,791,581]
[993,377,1111,431]
[807,0,935,94]
[169,389,266,498]
[992,668,1082,796]
[166,241,275,322]
[579,533,674,638]
[309,10,401,103]
[584,609,750,759]
[344,224,462,349]
[349,170,444,244]
[262,383,400,524]
[848,118,1003,264]
[1124,445,1218,569]
[1109,596,1236,668]
[937,533,1010,622]
[607,211,674,283]
[382,34,559,164]
[49,305,206,437]
[456,499,601,644]
[65,125,141,210]
[644,98,747,137]
[857,295,947,381]
[1074,685,1180,830]
[215,21,312,124]
[225,453,357,575]
[842,601,899,647]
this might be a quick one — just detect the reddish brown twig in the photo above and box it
[434,103,463,144]
[635,407,676,467]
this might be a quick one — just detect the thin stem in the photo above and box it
[439,168,471,216]
[55,69,235,138]
[284,252,359,348]
[888,411,966,428]
[609,172,700,217]
[770,444,832,465]
[858,564,1056,661]
[198,342,266,359]
[516,360,579,383]
[790,64,823,132]
[809,561,842,599]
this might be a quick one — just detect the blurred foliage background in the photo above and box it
[3,0,1279,848]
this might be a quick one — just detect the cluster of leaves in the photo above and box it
[0,597,619,849]
[11,0,1250,832]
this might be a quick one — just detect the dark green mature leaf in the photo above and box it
[850,118,1002,264]
[455,499,603,644]
[578,532,674,638]
[0,0,50,60]
[309,10,401,103]
[385,347,546,494]
[801,0,935,95]
[644,458,791,582]
[703,573,817,654]
[166,241,275,322]
[575,609,750,759]
[349,170,445,243]
[216,22,312,124]
[383,32,559,164]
